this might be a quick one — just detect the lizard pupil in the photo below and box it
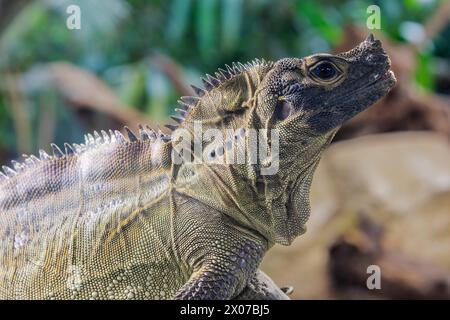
[312,62,336,80]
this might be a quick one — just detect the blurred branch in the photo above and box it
[4,72,32,154]
[37,95,56,150]
[419,0,450,50]
[47,62,162,131]
[150,54,192,96]
[0,0,31,33]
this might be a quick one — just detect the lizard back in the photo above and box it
[0,130,183,299]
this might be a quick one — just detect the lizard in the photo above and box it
[0,34,395,300]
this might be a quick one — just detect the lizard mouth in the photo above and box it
[370,68,396,86]
[350,67,396,97]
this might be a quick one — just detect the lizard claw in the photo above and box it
[280,286,294,296]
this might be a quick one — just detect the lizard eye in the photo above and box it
[310,61,339,80]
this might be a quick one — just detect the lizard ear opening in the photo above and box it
[275,99,293,121]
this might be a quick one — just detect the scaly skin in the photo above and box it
[0,35,395,299]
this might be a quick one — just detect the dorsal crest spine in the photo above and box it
[0,59,273,182]
[0,125,161,183]
[163,58,272,132]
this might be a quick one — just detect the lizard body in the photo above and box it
[0,35,395,299]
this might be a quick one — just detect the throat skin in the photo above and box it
[171,123,339,247]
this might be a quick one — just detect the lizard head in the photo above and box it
[169,34,396,245]
[261,33,396,136]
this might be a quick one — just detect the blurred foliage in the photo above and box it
[0,0,448,159]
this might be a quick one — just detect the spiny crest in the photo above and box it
[1,58,272,182]
[0,125,168,183]
[164,58,272,132]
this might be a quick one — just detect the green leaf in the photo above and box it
[295,0,342,45]
[404,0,421,11]
[415,51,435,91]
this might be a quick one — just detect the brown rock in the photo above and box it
[261,132,450,299]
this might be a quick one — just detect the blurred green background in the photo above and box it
[0,0,449,161]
